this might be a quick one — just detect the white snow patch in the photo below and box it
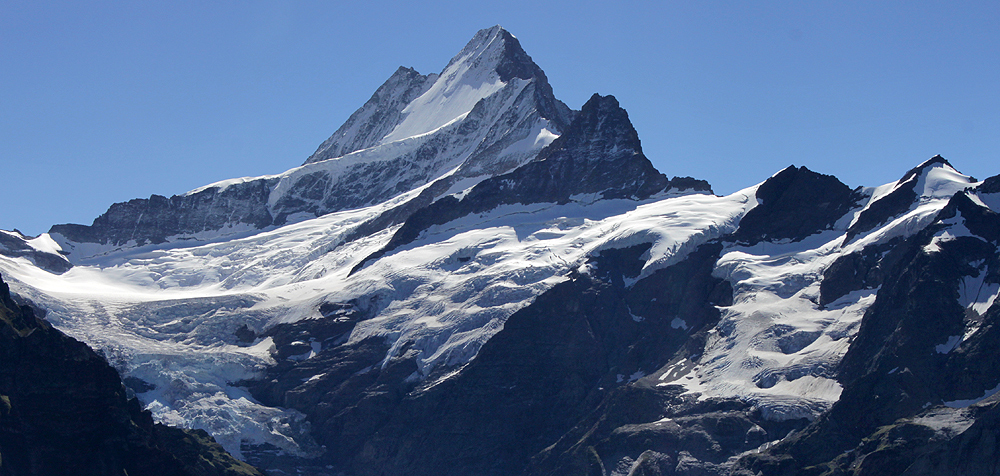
[498,119,558,158]
[912,406,976,437]
[959,270,1000,318]
[304,373,326,383]
[915,163,975,200]
[944,381,1000,408]
[630,308,645,322]
[934,335,962,354]
[924,231,956,254]
[25,232,65,255]
[380,30,508,144]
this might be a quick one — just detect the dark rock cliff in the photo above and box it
[49,179,277,248]
[0,274,262,476]
[734,188,1000,476]
[245,241,775,476]
[731,165,861,245]
[353,93,711,273]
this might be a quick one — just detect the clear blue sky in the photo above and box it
[2,1,998,235]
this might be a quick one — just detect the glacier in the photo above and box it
[2,25,999,475]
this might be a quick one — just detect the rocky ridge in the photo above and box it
[48,26,576,256]
[1,26,999,476]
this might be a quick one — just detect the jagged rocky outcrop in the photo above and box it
[819,236,907,307]
[734,183,1000,476]
[246,243,739,476]
[50,26,577,254]
[354,93,710,272]
[0,231,71,274]
[731,165,861,245]
[0,273,262,476]
[49,179,277,248]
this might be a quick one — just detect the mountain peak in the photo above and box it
[896,154,955,186]
[536,93,640,161]
[464,24,508,46]
[845,156,975,242]
[304,26,571,166]
[450,25,541,83]
[732,165,859,245]
[441,25,543,83]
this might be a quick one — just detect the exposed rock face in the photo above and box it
[527,388,805,476]
[354,93,711,272]
[305,66,437,164]
[49,179,277,248]
[980,173,1000,194]
[0,231,71,274]
[731,165,861,245]
[0,273,262,476]
[247,243,744,476]
[49,26,577,254]
[818,237,906,307]
[734,187,1000,476]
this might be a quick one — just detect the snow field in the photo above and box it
[665,160,988,421]
[0,187,743,457]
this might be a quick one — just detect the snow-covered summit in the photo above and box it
[49,26,575,256]
[844,155,976,242]
[12,24,1000,476]
[305,25,570,165]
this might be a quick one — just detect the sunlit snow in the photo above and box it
[2,126,989,459]
[0,187,745,457]
[662,162,981,421]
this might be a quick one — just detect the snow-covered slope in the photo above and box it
[4,24,999,476]
[0,187,736,457]
[1,155,986,466]
[665,159,980,421]
[0,26,703,462]
[49,26,574,255]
